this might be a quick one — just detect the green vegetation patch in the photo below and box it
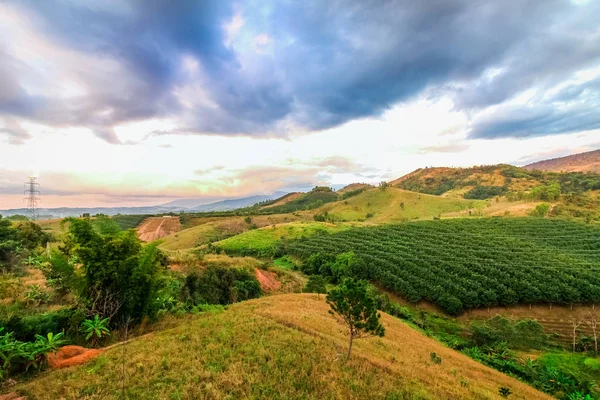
[288,218,600,315]
[216,222,349,257]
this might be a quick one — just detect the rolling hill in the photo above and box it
[317,186,482,223]
[524,149,600,173]
[15,295,551,400]
[393,164,600,199]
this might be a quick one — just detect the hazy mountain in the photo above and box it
[524,149,600,173]
[189,192,288,211]
[0,192,288,220]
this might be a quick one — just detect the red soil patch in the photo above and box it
[0,393,27,400]
[255,269,282,292]
[47,345,102,369]
[137,217,181,242]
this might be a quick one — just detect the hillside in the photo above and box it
[337,182,374,194]
[15,295,550,400]
[394,164,600,199]
[524,149,600,173]
[137,216,181,242]
[316,186,481,223]
[157,214,305,252]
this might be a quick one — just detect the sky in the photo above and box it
[1,0,600,209]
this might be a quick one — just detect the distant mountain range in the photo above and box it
[0,192,288,220]
[524,149,600,173]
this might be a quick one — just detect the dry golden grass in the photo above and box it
[137,217,181,242]
[34,218,67,236]
[16,295,551,400]
[261,192,303,209]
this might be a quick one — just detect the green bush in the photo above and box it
[0,328,65,380]
[0,308,85,342]
[530,203,551,217]
[65,218,167,325]
[183,266,261,306]
[464,186,506,200]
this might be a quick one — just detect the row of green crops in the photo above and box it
[287,218,600,315]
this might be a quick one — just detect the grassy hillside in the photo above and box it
[524,149,600,173]
[287,218,600,315]
[158,214,303,252]
[215,222,350,257]
[317,187,482,223]
[15,295,551,400]
[394,164,600,198]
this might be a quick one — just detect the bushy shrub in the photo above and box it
[64,218,167,325]
[0,308,86,342]
[183,266,261,306]
[0,328,65,379]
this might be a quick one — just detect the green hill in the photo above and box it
[15,295,551,400]
[316,186,482,223]
[393,164,600,198]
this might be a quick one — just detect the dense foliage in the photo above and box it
[288,219,600,315]
[464,185,506,199]
[63,218,168,324]
[0,216,51,271]
[0,328,65,380]
[183,266,261,306]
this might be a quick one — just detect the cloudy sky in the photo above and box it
[1,0,599,209]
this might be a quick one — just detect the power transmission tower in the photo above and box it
[24,176,40,220]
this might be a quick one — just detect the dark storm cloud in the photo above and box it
[470,75,600,139]
[1,0,599,143]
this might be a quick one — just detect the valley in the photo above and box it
[1,159,600,400]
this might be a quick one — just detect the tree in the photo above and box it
[65,218,167,325]
[327,278,385,360]
[0,215,20,270]
[530,203,550,217]
[378,181,389,191]
[304,275,327,299]
[570,315,584,352]
[585,311,599,354]
[15,221,51,250]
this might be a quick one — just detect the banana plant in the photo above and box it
[81,315,111,347]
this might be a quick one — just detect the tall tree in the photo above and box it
[327,278,385,360]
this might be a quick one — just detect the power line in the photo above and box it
[24,176,40,220]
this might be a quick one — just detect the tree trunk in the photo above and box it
[346,334,354,361]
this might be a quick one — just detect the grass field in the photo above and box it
[317,187,482,223]
[15,295,551,400]
[158,214,305,252]
[215,222,350,257]
[34,218,67,235]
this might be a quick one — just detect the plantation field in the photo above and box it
[111,214,151,230]
[15,295,551,400]
[216,222,350,257]
[317,187,482,223]
[288,218,600,315]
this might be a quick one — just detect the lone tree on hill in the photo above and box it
[327,278,385,360]
[304,275,327,299]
